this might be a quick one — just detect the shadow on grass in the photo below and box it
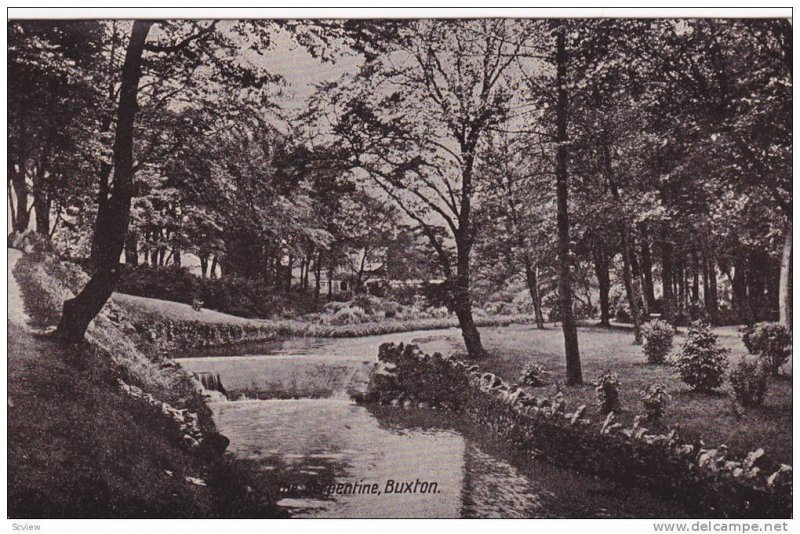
[671,389,729,400]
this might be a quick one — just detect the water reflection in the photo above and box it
[213,398,688,518]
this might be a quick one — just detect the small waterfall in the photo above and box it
[180,355,375,401]
[193,371,230,402]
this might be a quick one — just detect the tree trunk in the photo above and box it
[523,254,545,329]
[453,248,484,358]
[779,219,792,330]
[33,171,50,236]
[709,262,719,323]
[8,177,17,233]
[327,261,334,301]
[200,255,208,278]
[600,136,640,342]
[125,231,138,265]
[677,257,686,313]
[594,248,611,327]
[660,233,676,325]
[286,256,293,291]
[704,250,718,324]
[210,255,218,279]
[313,256,322,305]
[10,164,30,232]
[693,251,702,304]
[641,240,656,311]
[554,25,582,385]
[620,224,643,344]
[630,243,648,317]
[58,21,153,344]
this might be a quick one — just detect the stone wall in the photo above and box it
[135,319,282,355]
[362,343,792,518]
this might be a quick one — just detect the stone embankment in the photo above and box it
[362,343,793,519]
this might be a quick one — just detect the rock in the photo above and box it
[600,412,616,435]
[181,435,200,448]
[199,432,230,457]
[767,464,792,489]
[742,448,766,470]
[569,405,586,425]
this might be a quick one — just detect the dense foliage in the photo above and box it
[674,322,730,392]
[518,363,552,388]
[118,264,318,319]
[729,357,769,407]
[640,383,671,422]
[595,371,621,414]
[641,319,675,364]
[8,18,792,375]
[741,322,792,375]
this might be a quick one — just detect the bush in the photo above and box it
[640,383,670,421]
[420,280,455,310]
[741,322,791,376]
[118,264,318,319]
[673,321,729,392]
[328,306,369,325]
[641,319,674,364]
[615,306,632,323]
[595,371,621,414]
[518,363,551,388]
[729,357,769,407]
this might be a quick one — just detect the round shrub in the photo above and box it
[518,363,551,388]
[640,383,670,421]
[641,319,675,364]
[328,306,369,325]
[615,306,632,323]
[741,322,791,376]
[729,357,769,407]
[673,321,729,392]
[595,371,621,414]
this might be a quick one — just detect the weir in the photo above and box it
[177,354,375,400]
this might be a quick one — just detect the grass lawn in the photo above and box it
[451,323,792,465]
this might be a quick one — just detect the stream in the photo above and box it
[176,329,689,518]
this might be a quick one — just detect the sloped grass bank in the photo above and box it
[113,291,535,353]
[8,251,287,518]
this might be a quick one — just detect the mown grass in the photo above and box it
[463,324,792,465]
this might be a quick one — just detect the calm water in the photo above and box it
[211,398,687,518]
[180,330,689,518]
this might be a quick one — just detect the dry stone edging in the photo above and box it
[362,342,792,518]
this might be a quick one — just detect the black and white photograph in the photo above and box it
[5,7,794,525]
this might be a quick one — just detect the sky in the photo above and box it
[242,26,364,113]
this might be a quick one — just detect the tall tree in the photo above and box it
[552,23,582,383]
[58,21,154,342]
[315,20,535,357]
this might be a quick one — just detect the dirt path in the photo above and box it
[8,248,31,326]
